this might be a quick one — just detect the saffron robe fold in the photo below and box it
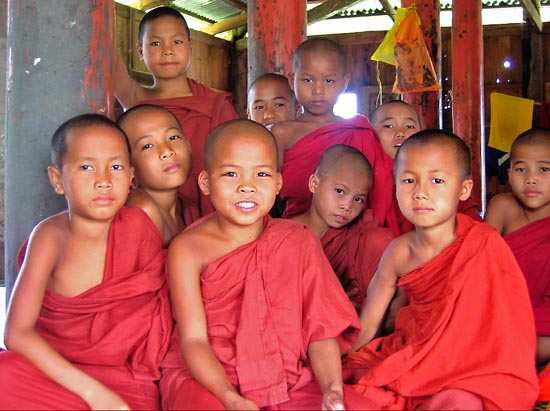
[137,79,238,225]
[343,215,539,410]
[505,217,550,336]
[160,217,363,409]
[280,115,399,236]
[321,209,394,307]
[0,207,173,410]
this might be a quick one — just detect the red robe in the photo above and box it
[0,207,173,410]
[505,217,550,336]
[160,217,377,410]
[280,115,400,236]
[343,215,539,410]
[137,79,238,225]
[321,209,394,307]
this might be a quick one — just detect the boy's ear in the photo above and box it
[137,42,144,61]
[47,165,65,196]
[342,72,351,91]
[288,72,295,91]
[308,174,320,194]
[459,178,474,201]
[198,170,210,196]
[275,172,283,195]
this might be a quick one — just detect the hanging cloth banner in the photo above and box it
[489,92,534,152]
[392,4,441,93]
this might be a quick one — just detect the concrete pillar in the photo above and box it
[4,0,114,298]
[247,0,306,88]
[401,0,442,129]
[451,0,485,210]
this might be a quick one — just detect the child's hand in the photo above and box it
[222,391,259,410]
[322,389,345,410]
[84,385,131,410]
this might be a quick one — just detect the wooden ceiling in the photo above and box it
[119,0,544,34]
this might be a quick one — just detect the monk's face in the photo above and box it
[48,125,134,223]
[199,124,282,227]
[247,79,298,129]
[121,107,191,191]
[372,103,420,160]
[395,143,472,230]
[138,15,192,80]
[290,49,350,117]
[309,160,370,230]
[508,142,550,212]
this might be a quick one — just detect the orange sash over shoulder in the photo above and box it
[344,215,538,410]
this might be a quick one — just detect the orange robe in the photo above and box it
[160,217,377,410]
[343,215,538,410]
[137,79,238,225]
[505,217,550,336]
[321,209,394,307]
[0,207,172,410]
[280,115,400,236]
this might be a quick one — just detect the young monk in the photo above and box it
[371,100,481,234]
[0,114,172,409]
[117,104,193,246]
[485,128,550,369]
[343,129,539,410]
[159,119,379,410]
[290,144,393,310]
[247,73,301,129]
[270,37,398,235]
[113,6,238,224]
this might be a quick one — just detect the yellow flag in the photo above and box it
[489,93,534,152]
[370,7,410,66]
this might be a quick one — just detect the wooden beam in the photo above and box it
[307,0,366,25]
[519,0,542,32]
[378,0,396,21]
[222,0,247,11]
[202,12,247,35]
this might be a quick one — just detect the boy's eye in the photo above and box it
[304,78,313,83]
[274,103,286,108]
[405,124,416,129]
[142,143,154,151]
[257,171,270,177]
[432,178,444,184]
[150,41,160,47]
[540,167,549,172]
[402,178,414,184]
[80,165,93,171]
[174,39,183,44]
[325,79,335,84]
[111,164,124,171]
[168,135,181,141]
[383,124,394,129]
[354,197,365,204]
[254,105,265,110]
[223,171,237,177]
[335,188,344,195]
[514,167,526,172]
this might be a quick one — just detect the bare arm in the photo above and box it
[167,233,258,410]
[352,242,400,352]
[308,338,345,410]
[113,53,144,110]
[5,221,130,410]
[270,123,290,170]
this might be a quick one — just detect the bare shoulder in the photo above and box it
[485,192,522,234]
[127,189,163,233]
[378,233,416,278]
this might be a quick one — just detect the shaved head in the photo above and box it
[293,37,347,74]
[316,144,373,185]
[204,119,279,170]
[395,129,472,179]
[511,127,550,159]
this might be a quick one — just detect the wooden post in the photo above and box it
[451,0,485,211]
[401,0,442,129]
[247,0,306,89]
[4,0,114,299]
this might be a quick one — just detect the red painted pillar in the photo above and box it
[401,0,442,129]
[451,1,485,211]
[247,0,306,88]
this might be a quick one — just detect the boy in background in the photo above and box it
[114,6,238,224]
[291,144,393,311]
[270,37,398,235]
[344,130,538,410]
[0,114,172,409]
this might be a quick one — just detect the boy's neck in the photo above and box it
[521,201,550,226]
[292,210,329,238]
[411,217,458,262]
[150,75,193,99]
[300,110,340,126]
[66,211,115,241]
